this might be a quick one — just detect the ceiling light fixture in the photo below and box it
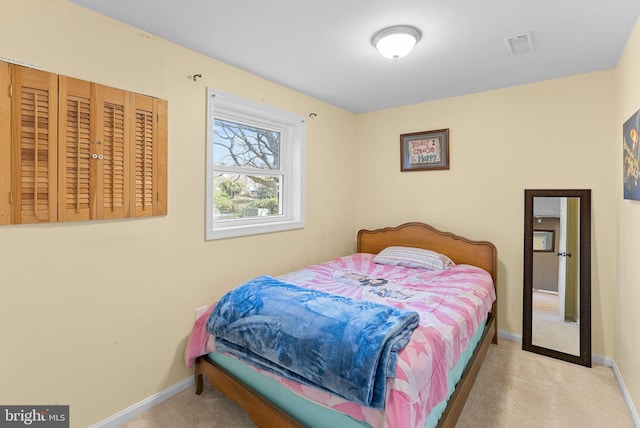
[371,25,422,60]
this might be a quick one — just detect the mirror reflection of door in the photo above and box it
[531,197,580,356]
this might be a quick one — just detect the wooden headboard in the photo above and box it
[357,222,498,286]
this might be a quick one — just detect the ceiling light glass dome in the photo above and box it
[371,25,422,60]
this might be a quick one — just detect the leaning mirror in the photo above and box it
[523,189,591,367]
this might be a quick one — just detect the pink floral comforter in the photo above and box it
[185,253,495,428]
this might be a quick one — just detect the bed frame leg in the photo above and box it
[195,359,204,395]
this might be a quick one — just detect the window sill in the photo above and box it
[206,219,304,240]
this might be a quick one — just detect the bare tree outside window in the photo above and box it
[213,119,283,219]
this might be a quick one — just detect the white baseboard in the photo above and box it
[497,329,612,366]
[592,353,612,367]
[89,376,194,428]
[612,360,640,428]
[498,329,522,343]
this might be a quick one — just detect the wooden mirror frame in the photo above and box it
[522,189,592,367]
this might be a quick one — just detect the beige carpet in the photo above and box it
[456,340,632,428]
[120,340,633,427]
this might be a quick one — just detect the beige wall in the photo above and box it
[355,70,619,357]
[1,0,636,426]
[615,17,640,423]
[0,1,357,426]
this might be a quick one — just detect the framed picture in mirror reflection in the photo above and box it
[533,230,555,252]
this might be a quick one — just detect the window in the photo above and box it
[206,89,305,240]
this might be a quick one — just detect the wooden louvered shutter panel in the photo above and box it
[0,63,10,224]
[131,93,166,217]
[12,66,58,224]
[58,76,92,222]
[99,86,129,219]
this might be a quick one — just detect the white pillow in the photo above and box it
[373,246,455,270]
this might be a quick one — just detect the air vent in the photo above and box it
[505,32,534,55]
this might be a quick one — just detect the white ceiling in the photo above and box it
[70,0,640,113]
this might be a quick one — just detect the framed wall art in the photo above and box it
[400,128,449,171]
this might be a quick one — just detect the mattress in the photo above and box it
[205,315,488,428]
[185,252,496,428]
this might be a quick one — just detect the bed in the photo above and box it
[185,222,498,428]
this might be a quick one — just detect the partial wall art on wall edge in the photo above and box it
[623,110,640,200]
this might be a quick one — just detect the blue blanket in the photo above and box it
[206,275,419,409]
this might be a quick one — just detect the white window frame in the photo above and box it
[206,88,305,240]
